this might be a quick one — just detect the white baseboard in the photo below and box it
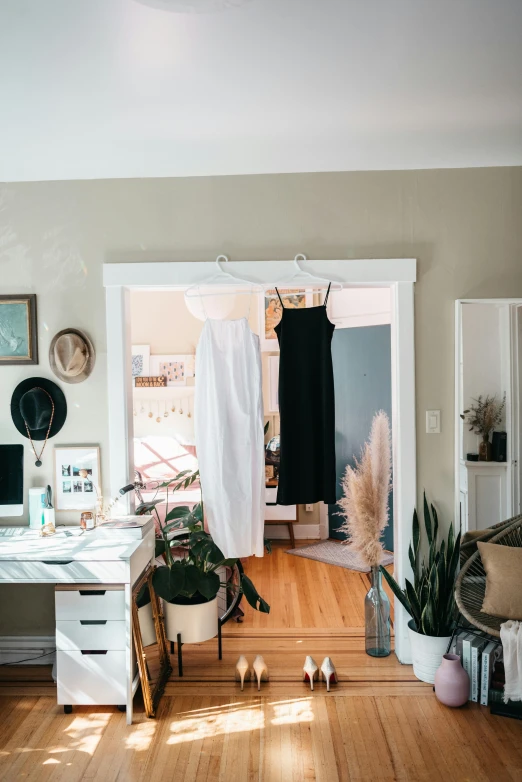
[265,524,320,540]
[0,635,56,666]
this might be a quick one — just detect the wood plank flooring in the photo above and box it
[1,542,521,780]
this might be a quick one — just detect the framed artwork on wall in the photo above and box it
[259,289,312,351]
[0,294,38,365]
[132,345,150,378]
[54,446,101,511]
[150,355,189,386]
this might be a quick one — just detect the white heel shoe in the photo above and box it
[252,655,269,691]
[235,656,251,691]
[303,656,319,691]
[320,657,338,692]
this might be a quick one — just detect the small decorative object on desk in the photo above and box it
[338,411,392,657]
[461,393,505,462]
[80,511,95,530]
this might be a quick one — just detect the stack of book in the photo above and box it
[450,630,502,706]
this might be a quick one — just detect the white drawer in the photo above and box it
[0,559,127,583]
[56,620,126,651]
[57,650,127,705]
[265,487,278,504]
[265,503,297,521]
[55,588,125,620]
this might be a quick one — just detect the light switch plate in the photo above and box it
[305,504,314,512]
[426,410,441,434]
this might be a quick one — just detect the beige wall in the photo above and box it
[1,167,522,635]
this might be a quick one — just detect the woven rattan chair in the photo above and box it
[455,516,522,638]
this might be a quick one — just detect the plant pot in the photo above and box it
[138,602,157,648]
[408,620,451,684]
[479,435,492,462]
[434,653,470,707]
[163,596,218,644]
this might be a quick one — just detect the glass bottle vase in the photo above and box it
[365,565,391,657]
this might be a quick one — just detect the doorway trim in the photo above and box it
[103,258,417,662]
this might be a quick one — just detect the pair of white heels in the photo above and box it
[235,655,269,691]
[303,655,338,692]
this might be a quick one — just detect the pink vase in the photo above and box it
[434,653,469,707]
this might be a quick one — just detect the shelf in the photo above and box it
[463,460,508,468]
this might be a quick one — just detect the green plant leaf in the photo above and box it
[152,563,185,602]
[135,501,163,515]
[192,502,204,522]
[241,574,270,613]
[180,564,200,597]
[197,571,221,601]
[423,493,432,545]
[155,538,166,558]
[165,505,192,524]
[380,566,412,619]
[404,579,421,627]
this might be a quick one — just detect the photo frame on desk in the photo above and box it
[54,446,101,511]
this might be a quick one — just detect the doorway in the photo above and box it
[103,258,416,661]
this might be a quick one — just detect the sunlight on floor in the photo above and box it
[125,716,157,751]
[62,713,112,757]
[166,697,315,745]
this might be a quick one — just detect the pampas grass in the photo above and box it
[338,411,391,568]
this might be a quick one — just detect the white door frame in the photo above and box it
[455,298,522,531]
[103,258,417,662]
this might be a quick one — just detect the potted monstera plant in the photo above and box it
[138,469,270,645]
[380,495,460,683]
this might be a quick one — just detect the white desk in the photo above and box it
[0,519,154,724]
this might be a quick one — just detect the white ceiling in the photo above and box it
[1,0,522,182]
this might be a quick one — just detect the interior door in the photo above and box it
[328,325,393,549]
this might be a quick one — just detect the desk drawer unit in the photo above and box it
[57,651,127,705]
[265,488,297,521]
[56,620,126,651]
[55,587,125,620]
[0,559,127,583]
[55,586,127,706]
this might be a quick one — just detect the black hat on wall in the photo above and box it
[11,377,67,440]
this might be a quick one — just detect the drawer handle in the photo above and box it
[79,590,106,596]
[81,650,108,655]
[80,620,107,625]
[43,560,73,565]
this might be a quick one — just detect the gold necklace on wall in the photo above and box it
[23,387,55,467]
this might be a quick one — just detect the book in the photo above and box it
[481,641,500,706]
[470,636,488,702]
[461,634,474,697]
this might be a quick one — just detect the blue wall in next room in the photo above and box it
[329,324,393,550]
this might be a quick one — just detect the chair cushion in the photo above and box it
[478,541,522,620]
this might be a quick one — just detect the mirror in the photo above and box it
[132,567,172,718]
[455,299,522,534]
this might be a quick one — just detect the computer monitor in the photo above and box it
[0,444,23,517]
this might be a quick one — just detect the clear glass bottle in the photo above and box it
[365,565,391,657]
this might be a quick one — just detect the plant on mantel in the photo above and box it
[136,469,270,613]
[461,393,505,461]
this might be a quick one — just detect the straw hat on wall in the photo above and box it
[49,328,95,384]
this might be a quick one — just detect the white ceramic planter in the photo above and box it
[408,620,451,684]
[163,597,218,644]
[138,602,157,648]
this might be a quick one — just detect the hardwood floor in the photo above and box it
[1,543,522,781]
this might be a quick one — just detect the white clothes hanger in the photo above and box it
[184,255,265,299]
[273,254,343,292]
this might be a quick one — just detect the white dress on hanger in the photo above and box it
[195,317,265,558]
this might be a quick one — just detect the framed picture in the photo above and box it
[132,345,150,379]
[268,355,280,413]
[150,355,187,386]
[54,446,101,511]
[0,294,38,365]
[259,289,313,351]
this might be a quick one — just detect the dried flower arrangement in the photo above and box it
[461,393,505,438]
[338,411,392,568]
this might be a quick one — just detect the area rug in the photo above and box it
[286,540,393,573]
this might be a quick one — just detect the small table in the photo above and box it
[265,480,298,547]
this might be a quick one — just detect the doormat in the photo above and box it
[286,540,393,573]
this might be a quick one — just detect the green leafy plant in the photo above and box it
[380,494,460,637]
[137,469,270,613]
